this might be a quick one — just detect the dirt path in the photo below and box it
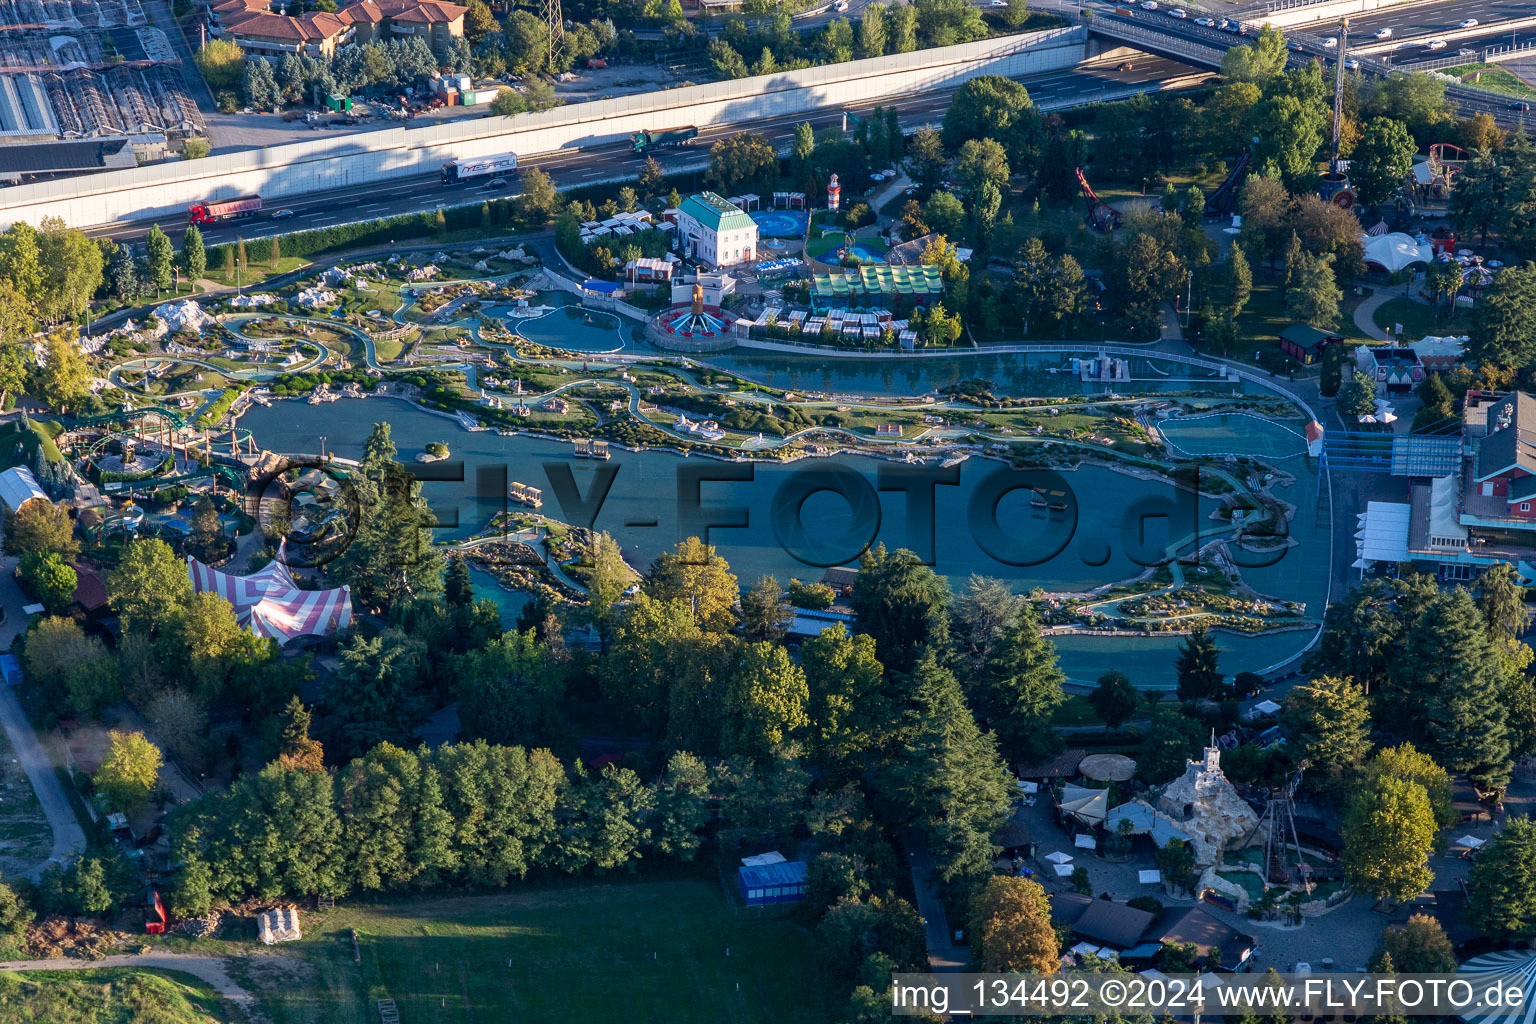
[0,952,283,1021]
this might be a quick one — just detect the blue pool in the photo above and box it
[751,210,809,238]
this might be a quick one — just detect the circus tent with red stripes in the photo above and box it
[187,546,352,644]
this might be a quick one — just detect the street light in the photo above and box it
[1184,270,1194,329]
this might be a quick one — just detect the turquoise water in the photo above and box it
[843,244,887,264]
[1160,412,1309,460]
[509,305,630,353]
[238,397,1327,684]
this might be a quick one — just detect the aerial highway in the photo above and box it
[88,52,1204,246]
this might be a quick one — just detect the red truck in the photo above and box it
[187,194,262,225]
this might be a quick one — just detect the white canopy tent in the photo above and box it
[1363,232,1434,273]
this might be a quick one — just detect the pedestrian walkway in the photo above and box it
[902,829,969,971]
[1352,288,1391,340]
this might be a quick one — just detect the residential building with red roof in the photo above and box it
[212,0,466,59]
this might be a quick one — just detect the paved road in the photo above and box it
[0,507,86,881]
[0,952,270,1015]
[87,52,1205,247]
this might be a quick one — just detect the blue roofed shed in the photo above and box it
[738,860,809,905]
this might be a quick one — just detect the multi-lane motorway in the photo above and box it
[90,52,1203,245]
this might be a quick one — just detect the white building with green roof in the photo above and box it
[676,192,758,267]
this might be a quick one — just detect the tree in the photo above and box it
[740,575,788,643]
[0,880,31,954]
[1138,709,1205,784]
[195,39,246,91]
[23,615,115,714]
[904,125,946,191]
[1469,817,1536,940]
[33,329,90,413]
[801,623,889,776]
[1478,562,1526,641]
[18,551,76,614]
[1336,368,1378,422]
[1341,774,1435,901]
[464,0,497,40]
[1351,117,1417,207]
[984,603,1066,763]
[1000,0,1029,29]
[1364,743,1455,830]
[444,554,473,608]
[849,545,951,675]
[1226,244,1253,317]
[1174,628,1223,700]
[1402,587,1512,794]
[1450,146,1511,248]
[953,576,1024,680]
[490,87,526,117]
[1381,914,1456,973]
[242,57,280,111]
[179,225,206,284]
[1253,64,1330,189]
[1282,674,1371,787]
[643,537,739,632]
[1156,837,1198,893]
[707,39,748,79]
[455,629,564,749]
[707,133,777,196]
[273,695,325,773]
[651,751,710,861]
[857,2,887,57]
[724,641,809,759]
[107,537,192,635]
[1286,252,1343,330]
[94,729,162,811]
[1220,26,1288,85]
[144,224,174,296]
[1470,262,1536,370]
[515,167,559,226]
[36,218,104,321]
[941,75,1038,166]
[3,499,78,559]
[1238,175,1292,266]
[967,875,1059,973]
[145,689,207,763]
[883,651,1013,899]
[1090,670,1140,732]
[159,592,262,701]
[1363,71,1455,145]
[921,191,966,238]
[955,137,1010,200]
[330,455,443,609]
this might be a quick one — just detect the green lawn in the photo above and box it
[1218,269,1371,375]
[1052,695,1103,727]
[372,337,406,362]
[0,968,233,1023]
[178,877,817,1024]
[1444,64,1536,99]
[1371,296,1473,340]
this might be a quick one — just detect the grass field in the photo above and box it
[1445,64,1536,99]
[0,968,232,1024]
[1371,296,1473,340]
[182,877,817,1024]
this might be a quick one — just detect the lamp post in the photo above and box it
[1185,270,1194,329]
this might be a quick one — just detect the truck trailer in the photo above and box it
[442,153,518,184]
[631,126,698,154]
[187,195,262,225]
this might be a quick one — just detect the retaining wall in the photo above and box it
[0,26,1084,231]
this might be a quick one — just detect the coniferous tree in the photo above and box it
[983,603,1066,763]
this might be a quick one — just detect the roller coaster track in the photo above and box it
[67,406,188,430]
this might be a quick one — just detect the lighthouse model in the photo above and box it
[827,173,841,213]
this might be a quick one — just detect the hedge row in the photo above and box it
[208,203,490,270]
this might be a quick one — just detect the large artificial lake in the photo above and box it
[240,393,1329,687]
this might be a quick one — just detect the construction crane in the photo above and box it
[1320,18,1355,207]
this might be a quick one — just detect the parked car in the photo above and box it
[1373,27,1392,39]
[1426,38,1447,50]
[1167,7,1186,17]
[486,177,508,189]
[272,209,294,219]
[1459,18,1478,28]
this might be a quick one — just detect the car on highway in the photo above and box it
[1346,57,1360,69]
[988,0,1006,6]
[1322,35,1338,47]
[1194,16,1211,25]
[486,177,509,189]
[1140,1,1157,9]
[833,0,849,9]
[272,209,295,219]
[1287,40,1303,50]
[1460,47,1478,56]
[1512,102,1533,111]
[1117,61,1134,70]
[1373,27,1392,39]
[1221,20,1241,33]
[1167,7,1186,17]
[1426,38,1447,50]
[1459,18,1478,28]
